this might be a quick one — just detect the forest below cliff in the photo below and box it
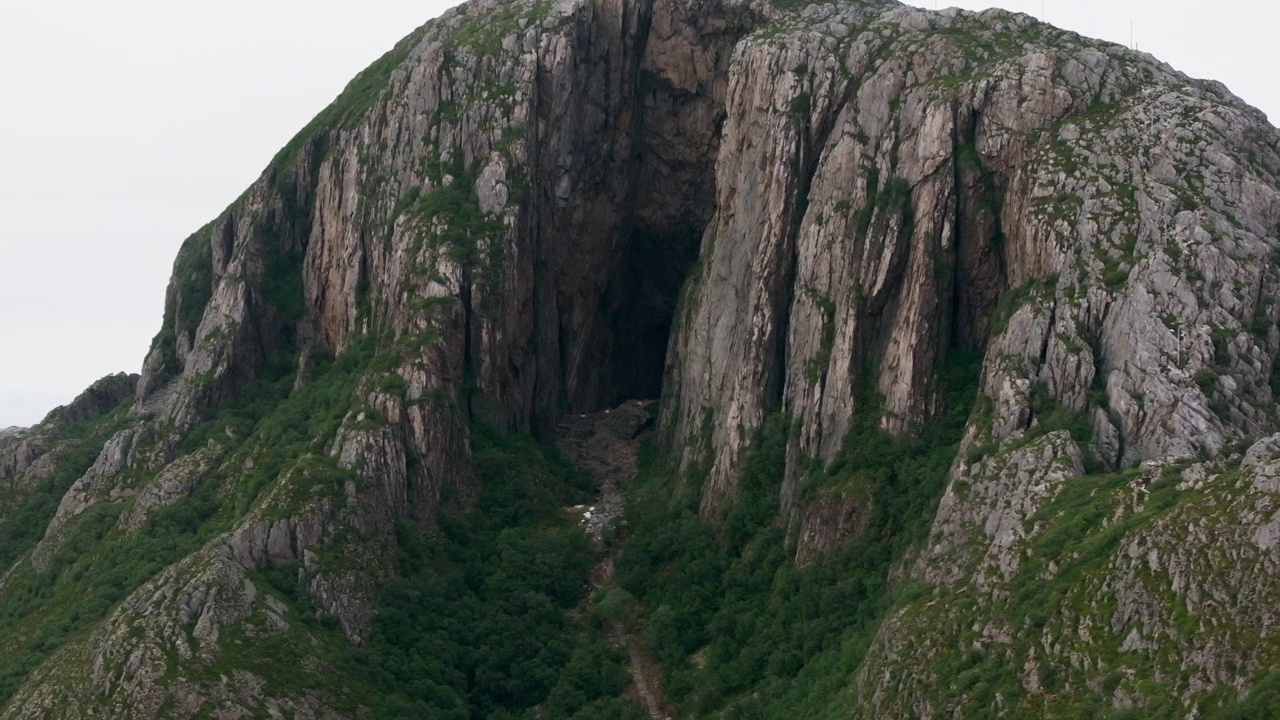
[2,0,1280,717]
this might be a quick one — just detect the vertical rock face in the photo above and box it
[133,0,755,443]
[0,1,763,715]
[2,0,1279,716]
[663,4,1280,520]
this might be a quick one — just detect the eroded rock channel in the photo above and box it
[555,400,668,719]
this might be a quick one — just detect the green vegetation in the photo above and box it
[920,460,1218,718]
[0,318,635,716]
[958,141,983,171]
[788,93,812,117]
[853,169,881,236]
[612,350,983,717]
[1195,367,1219,391]
[0,337,385,706]
[991,274,1057,336]
[878,435,1280,720]
[0,325,419,696]
[403,157,508,318]
[1222,671,1280,719]
[2,34,401,673]
[172,229,215,347]
[805,290,838,381]
[877,465,1122,716]
[148,226,214,378]
[414,166,505,268]
[853,174,914,255]
[448,1,552,57]
[0,448,223,705]
[1249,302,1274,342]
[340,426,596,718]
[544,634,648,720]
[259,231,307,328]
[1026,382,1094,450]
[3,8,1271,711]
[0,409,130,576]
[217,423,624,719]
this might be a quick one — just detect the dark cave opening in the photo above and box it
[590,79,724,410]
[949,128,1010,354]
[603,221,703,407]
[535,0,754,419]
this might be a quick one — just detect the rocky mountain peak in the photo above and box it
[0,0,1278,717]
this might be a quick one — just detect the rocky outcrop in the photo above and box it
[0,373,136,486]
[44,372,138,426]
[117,444,222,533]
[923,430,1085,590]
[1,0,1278,716]
[856,435,1280,717]
[663,4,1280,522]
[0,429,45,482]
[29,425,142,571]
[2,447,372,719]
[0,373,139,536]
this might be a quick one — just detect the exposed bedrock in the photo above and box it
[7,0,1280,715]
[661,3,1280,522]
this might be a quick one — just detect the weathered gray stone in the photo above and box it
[4,0,1280,716]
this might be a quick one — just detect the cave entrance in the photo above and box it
[601,221,703,407]
[540,0,754,419]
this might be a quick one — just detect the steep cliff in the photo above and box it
[2,0,1279,717]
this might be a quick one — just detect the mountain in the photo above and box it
[2,0,1279,717]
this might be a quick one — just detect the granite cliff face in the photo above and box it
[2,0,1279,717]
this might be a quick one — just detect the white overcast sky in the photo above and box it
[0,0,1275,428]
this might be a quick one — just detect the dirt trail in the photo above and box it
[619,619,665,719]
[556,400,670,720]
